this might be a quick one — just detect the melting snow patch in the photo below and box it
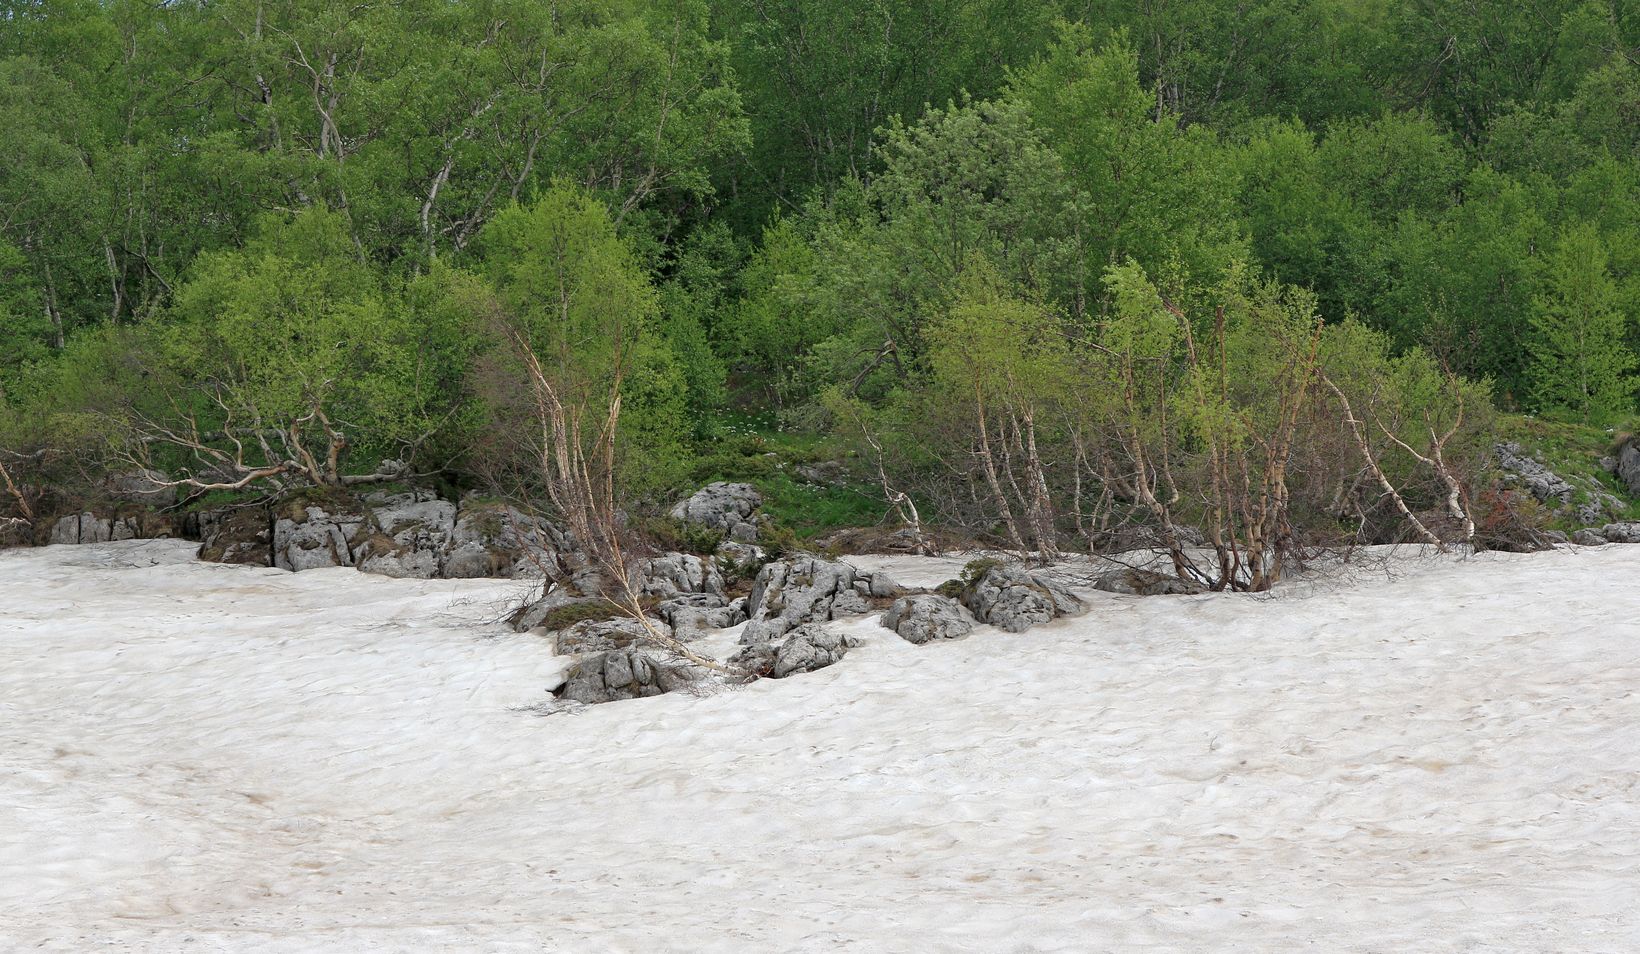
[2,539,1639,951]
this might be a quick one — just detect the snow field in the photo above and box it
[2,539,1638,952]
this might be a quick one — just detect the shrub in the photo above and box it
[959,558,1004,587]
[640,516,724,557]
[757,521,804,560]
[716,551,764,588]
[1471,488,1556,553]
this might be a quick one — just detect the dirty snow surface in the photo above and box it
[3,540,1639,952]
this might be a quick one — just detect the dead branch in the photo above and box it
[1322,374,1446,551]
[848,338,902,396]
[0,452,34,522]
[601,553,748,679]
[1369,383,1475,545]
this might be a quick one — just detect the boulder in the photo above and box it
[1093,567,1205,596]
[1616,439,1640,497]
[196,492,570,580]
[48,512,155,546]
[551,617,672,655]
[1598,522,1640,544]
[962,563,1086,633]
[49,513,93,545]
[353,493,457,579]
[716,540,764,561]
[444,501,560,579]
[1494,442,1574,505]
[771,625,861,678]
[656,593,747,639]
[860,570,904,599]
[557,650,696,704]
[740,556,893,644]
[634,552,724,599]
[271,500,367,572]
[1574,491,1626,528]
[670,482,762,541]
[881,594,972,644]
[727,640,777,677]
[1572,528,1610,546]
[510,592,610,633]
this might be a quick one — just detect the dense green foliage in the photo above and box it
[4,0,1640,546]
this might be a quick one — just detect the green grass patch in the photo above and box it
[687,411,885,540]
[1495,413,1640,525]
[757,472,884,539]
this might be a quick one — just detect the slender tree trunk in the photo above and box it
[973,389,1028,554]
[1323,375,1445,550]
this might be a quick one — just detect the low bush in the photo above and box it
[1471,488,1556,553]
[638,516,724,556]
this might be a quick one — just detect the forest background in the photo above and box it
[4,0,1640,573]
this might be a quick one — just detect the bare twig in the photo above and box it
[0,453,34,522]
[1322,374,1446,551]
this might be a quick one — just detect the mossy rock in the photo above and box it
[538,599,624,632]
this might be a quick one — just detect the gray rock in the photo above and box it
[1576,501,1611,527]
[671,482,762,541]
[1598,522,1640,544]
[1600,455,1619,474]
[727,640,777,676]
[47,512,147,546]
[557,650,696,704]
[962,564,1086,633]
[49,513,89,545]
[445,502,561,579]
[272,503,366,572]
[794,460,848,485]
[881,594,972,644]
[1618,440,1640,497]
[657,593,747,638]
[635,552,724,599]
[740,556,884,644]
[1093,567,1205,596]
[552,617,672,655]
[771,624,861,678]
[195,492,573,580]
[1572,528,1610,546]
[510,592,609,632]
[353,496,458,579]
[715,540,766,568]
[1494,442,1574,504]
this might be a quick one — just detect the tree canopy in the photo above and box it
[3,0,1638,557]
